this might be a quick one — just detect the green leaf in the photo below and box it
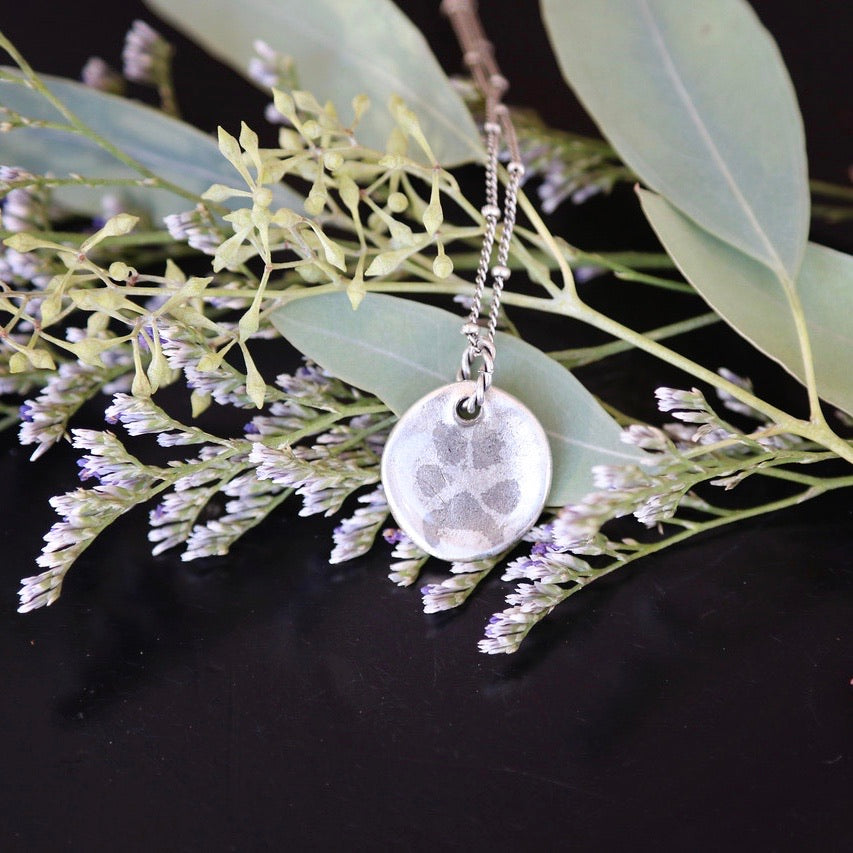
[639,189,853,415]
[0,70,301,220]
[540,0,808,279]
[143,0,481,167]
[271,292,647,506]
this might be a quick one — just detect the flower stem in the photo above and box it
[514,185,853,465]
[570,475,849,605]
[549,311,720,367]
[0,32,211,209]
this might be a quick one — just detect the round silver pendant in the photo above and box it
[381,381,552,563]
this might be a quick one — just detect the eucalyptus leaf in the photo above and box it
[144,0,481,167]
[540,0,808,280]
[271,292,647,506]
[639,189,853,415]
[0,70,301,221]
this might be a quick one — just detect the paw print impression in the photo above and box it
[415,421,521,550]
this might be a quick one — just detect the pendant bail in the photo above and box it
[458,338,495,413]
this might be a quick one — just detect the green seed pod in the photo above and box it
[337,176,361,214]
[301,120,321,140]
[295,262,327,283]
[351,94,370,124]
[272,89,296,121]
[191,390,212,418]
[304,192,327,217]
[108,261,132,281]
[422,177,443,235]
[323,151,344,171]
[367,211,384,232]
[8,352,28,373]
[387,192,409,213]
[253,187,274,209]
[278,128,303,151]
[432,253,454,279]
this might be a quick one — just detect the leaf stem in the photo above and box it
[264,401,389,447]
[0,33,212,209]
[449,248,674,272]
[515,185,853,465]
[810,179,853,202]
[779,275,824,423]
[549,311,719,367]
[757,466,853,489]
[0,228,176,247]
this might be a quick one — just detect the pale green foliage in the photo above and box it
[272,292,647,506]
[542,0,809,278]
[1,1,851,654]
[143,0,481,165]
[0,67,302,219]
[640,191,853,415]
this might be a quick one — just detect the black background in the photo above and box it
[1,2,851,851]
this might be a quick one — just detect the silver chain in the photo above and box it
[441,0,525,414]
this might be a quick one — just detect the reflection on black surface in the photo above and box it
[4,418,849,849]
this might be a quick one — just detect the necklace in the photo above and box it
[380,0,552,562]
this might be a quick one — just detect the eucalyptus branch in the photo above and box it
[513,186,853,465]
[0,31,212,209]
[0,228,176,247]
[449,248,675,273]
[549,311,720,368]
[0,174,164,195]
[3,16,851,662]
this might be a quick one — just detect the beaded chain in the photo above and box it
[441,0,525,414]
